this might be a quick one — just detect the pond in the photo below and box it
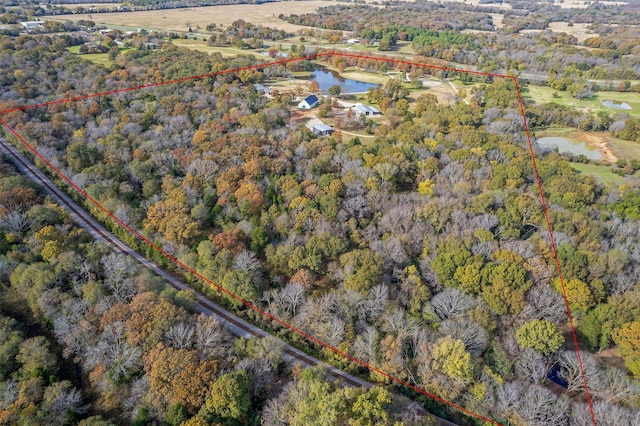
[310,68,379,94]
[602,99,632,110]
[536,136,602,160]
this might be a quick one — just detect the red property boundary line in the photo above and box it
[0,52,596,425]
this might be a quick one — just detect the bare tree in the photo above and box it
[570,400,635,426]
[517,384,569,426]
[194,314,232,360]
[0,211,30,235]
[165,321,195,349]
[514,348,549,385]
[351,326,378,364]
[102,254,137,302]
[557,350,606,396]
[430,288,477,320]
[439,319,488,358]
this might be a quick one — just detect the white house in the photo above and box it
[353,103,381,116]
[298,94,319,109]
[19,21,44,30]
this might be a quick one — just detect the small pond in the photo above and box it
[602,99,632,110]
[310,68,378,94]
[536,136,602,160]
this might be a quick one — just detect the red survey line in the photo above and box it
[0,52,596,425]
[0,116,500,426]
[514,79,596,424]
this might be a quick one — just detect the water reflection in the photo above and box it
[310,68,379,94]
[537,136,602,160]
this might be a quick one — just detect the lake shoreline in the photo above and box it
[536,128,619,163]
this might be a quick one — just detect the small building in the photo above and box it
[353,103,381,116]
[298,94,319,109]
[312,123,334,136]
[253,84,271,95]
[19,21,44,30]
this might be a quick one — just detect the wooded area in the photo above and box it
[1,0,640,423]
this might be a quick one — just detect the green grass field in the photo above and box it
[524,85,640,119]
[68,45,132,66]
[570,162,626,185]
[609,137,640,160]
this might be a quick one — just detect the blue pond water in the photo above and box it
[310,68,378,94]
[602,99,632,110]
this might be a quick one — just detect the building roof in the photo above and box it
[312,123,333,132]
[20,21,44,28]
[303,94,319,105]
[354,103,380,114]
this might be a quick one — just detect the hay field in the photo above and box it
[55,3,122,10]
[548,22,598,43]
[47,1,339,33]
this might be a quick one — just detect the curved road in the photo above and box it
[0,135,460,426]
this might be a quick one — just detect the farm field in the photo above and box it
[47,1,340,33]
[569,162,629,185]
[170,39,259,58]
[525,85,640,120]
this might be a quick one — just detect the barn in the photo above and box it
[298,94,320,109]
[312,123,334,136]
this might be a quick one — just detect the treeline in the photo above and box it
[280,2,640,80]
[2,34,640,424]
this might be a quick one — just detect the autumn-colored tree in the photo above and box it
[211,228,247,255]
[309,80,320,92]
[144,187,199,245]
[554,278,594,312]
[200,370,252,424]
[516,319,564,356]
[613,321,640,377]
[431,336,473,382]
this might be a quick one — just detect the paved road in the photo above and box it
[0,136,372,387]
[0,135,464,425]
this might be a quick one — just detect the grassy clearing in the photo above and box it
[79,53,111,66]
[609,137,640,160]
[170,39,255,57]
[569,162,633,186]
[68,46,132,66]
[547,22,599,43]
[524,85,640,120]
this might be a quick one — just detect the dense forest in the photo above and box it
[1,31,640,425]
[0,134,411,424]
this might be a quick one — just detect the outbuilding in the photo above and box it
[298,94,319,109]
[353,103,381,116]
[312,123,334,136]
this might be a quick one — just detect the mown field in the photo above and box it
[525,85,640,120]
[569,162,632,186]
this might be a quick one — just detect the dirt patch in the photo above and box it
[570,131,619,163]
[593,348,626,370]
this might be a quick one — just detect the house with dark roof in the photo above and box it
[298,94,319,109]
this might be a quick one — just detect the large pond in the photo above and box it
[310,68,379,94]
[536,136,602,160]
